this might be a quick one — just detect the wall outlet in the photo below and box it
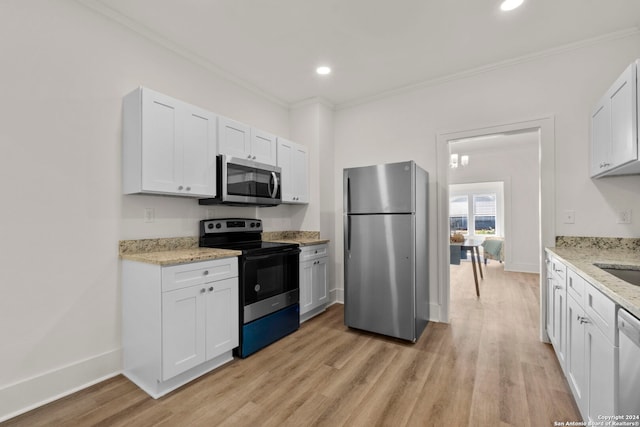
[144,208,155,223]
[617,209,632,224]
[563,210,575,224]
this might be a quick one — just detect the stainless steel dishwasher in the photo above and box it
[618,308,640,415]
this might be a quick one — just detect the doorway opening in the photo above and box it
[435,117,555,342]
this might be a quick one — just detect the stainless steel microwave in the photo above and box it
[199,155,281,206]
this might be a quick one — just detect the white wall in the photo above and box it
[450,134,540,273]
[331,32,640,308]
[0,0,295,420]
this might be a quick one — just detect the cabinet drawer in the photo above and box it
[300,244,328,262]
[162,258,238,292]
[551,258,566,282]
[584,282,617,344]
[567,269,586,303]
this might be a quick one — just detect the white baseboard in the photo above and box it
[330,287,344,304]
[0,349,122,423]
[505,262,540,274]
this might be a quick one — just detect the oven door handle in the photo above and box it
[245,254,277,262]
[244,248,300,262]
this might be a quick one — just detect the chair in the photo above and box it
[482,237,504,265]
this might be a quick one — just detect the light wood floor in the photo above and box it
[4,261,580,426]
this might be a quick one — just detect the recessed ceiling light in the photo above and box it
[500,0,523,11]
[316,66,331,75]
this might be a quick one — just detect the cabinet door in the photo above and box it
[566,295,586,417]
[585,323,616,422]
[591,100,611,176]
[552,281,567,368]
[218,116,251,159]
[181,106,216,197]
[251,128,277,165]
[205,277,239,359]
[313,257,328,306]
[299,260,315,314]
[609,63,638,169]
[277,138,308,204]
[292,145,309,203]
[277,140,294,202]
[162,286,206,380]
[141,90,182,193]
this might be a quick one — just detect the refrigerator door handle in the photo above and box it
[347,216,352,252]
[348,176,354,213]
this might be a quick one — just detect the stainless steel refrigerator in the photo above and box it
[344,160,429,342]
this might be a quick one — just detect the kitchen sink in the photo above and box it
[595,264,640,287]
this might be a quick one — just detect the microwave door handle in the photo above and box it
[270,171,278,199]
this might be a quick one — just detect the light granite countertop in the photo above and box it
[546,246,640,319]
[119,231,328,266]
[120,248,241,266]
[265,238,330,246]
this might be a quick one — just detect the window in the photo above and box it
[473,194,496,235]
[449,195,468,233]
[449,182,503,239]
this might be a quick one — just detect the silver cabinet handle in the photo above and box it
[554,285,562,290]
[578,316,591,324]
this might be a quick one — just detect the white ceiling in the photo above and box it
[82,0,640,107]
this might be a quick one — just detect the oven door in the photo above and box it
[241,248,300,323]
[221,155,281,206]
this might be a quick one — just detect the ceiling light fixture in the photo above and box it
[316,66,331,75]
[500,0,523,11]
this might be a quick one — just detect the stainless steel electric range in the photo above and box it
[199,218,300,358]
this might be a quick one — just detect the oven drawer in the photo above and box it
[162,257,238,292]
[300,244,328,262]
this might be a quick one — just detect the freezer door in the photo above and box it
[344,213,416,340]
[344,161,415,214]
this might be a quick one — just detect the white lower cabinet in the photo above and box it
[546,255,567,370]
[547,258,618,422]
[299,244,329,322]
[123,257,239,398]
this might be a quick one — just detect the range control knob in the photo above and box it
[215,223,222,229]
[255,222,261,228]
[250,222,255,228]
[207,223,214,229]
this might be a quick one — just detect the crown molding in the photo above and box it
[336,26,640,111]
[289,97,336,111]
[75,0,289,108]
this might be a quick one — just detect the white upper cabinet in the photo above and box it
[277,138,309,204]
[590,60,639,178]
[217,116,251,159]
[251,128,278,165]
[218,116,277,165]
[123,87,216,197]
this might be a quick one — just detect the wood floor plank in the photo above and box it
[4,261,581,426]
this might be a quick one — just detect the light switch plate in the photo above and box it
[144,208,155,223]
[617,209,632,224]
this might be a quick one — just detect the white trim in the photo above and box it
[436,117,555,343]
[290,97,336,111]
[0,349,122,423]
[505,263,540,274]
[330,287,344,304]
[337,28,639,110]
[75,0,288,108]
